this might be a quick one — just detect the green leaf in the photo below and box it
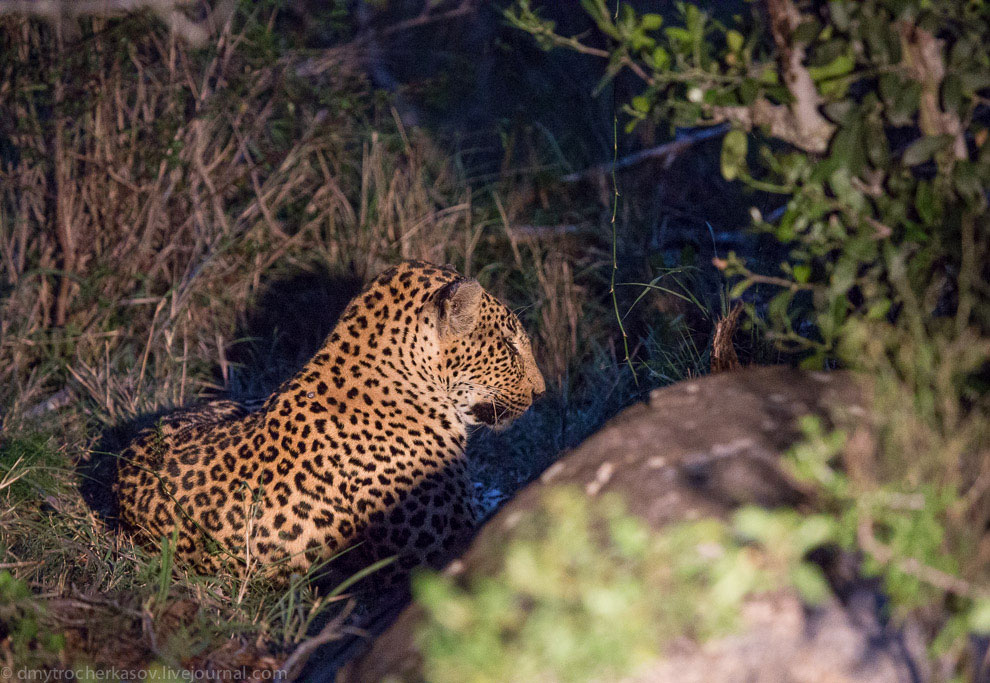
[665,26,692,50]
[739,78,759,105]
[807,54,855,83]
[970,599,990,634]
[720,129,748,181]
[768,291,793,326]
[960,71,990,94]
[828,115,866,175]
[889,82,921,127]
[861,15,896,64]
[581,0,621,39]
[823,100,853,123]
[732,507,780,546]
[710,555,760,606]
[683,3,703,34]
[726,29,744,52]
[830,255,856,296]
[865,116,889,167]
[651,46,670,70]
[729,280,752,299]
[941,74,964,115]
[790,562,831,605]
[630,31,656,52]
[953,161,985,206]
[793,264,811,283]
[815,37,849,65]
[758,66,779,85]
[901,135,952,166]
[949,35,976,66]
[866,299,891,320]
[828,1,852,31]
[794,515,838,554]
[799,352,826,370]
[619,2,636,33]
[878,72,900,103]
[882,0,917,20]
[821,294,850,347]
[914,181,940,224]
[631,95,651,113]
[640,13,663,30]
[793,19,821,44]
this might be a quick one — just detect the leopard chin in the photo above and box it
[468,399,529,430]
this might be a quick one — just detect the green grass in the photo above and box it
[0,433,65,504]
[0,445,371,671]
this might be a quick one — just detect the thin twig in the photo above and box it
[712,258,814,292]
[562,124,729,183]
[857,518,988,600]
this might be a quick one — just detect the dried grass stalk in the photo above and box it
[710,302,743,374]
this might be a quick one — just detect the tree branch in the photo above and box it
[765,0,834,153]
[707,98,833,154]
[857,518,989,600]
[562,124,729,183]
[709,0,835,154]
[0,0,216,45]
[897,21,967,161]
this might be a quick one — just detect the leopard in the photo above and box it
[114,261,545,583]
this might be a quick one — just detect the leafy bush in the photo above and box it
[508,0,989,676]
[414,487,825,683]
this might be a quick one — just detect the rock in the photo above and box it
[616,588,922,683]
[334,366,926,683]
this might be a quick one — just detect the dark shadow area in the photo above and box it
[806,545,927,683]
[226,264,366,398]
[335,0,794,370]
[351,1,745,171]
[78,407,176,527]
[295,465,487,682]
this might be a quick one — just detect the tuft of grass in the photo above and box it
[0,433,65,504]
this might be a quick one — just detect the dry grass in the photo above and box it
[710,302,743,374]
[0,10,482,427]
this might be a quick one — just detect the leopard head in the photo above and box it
[431,276,545,429]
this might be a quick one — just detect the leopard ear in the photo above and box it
[434,278,483,338]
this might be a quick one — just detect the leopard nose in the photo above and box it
[529,364,546,399]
